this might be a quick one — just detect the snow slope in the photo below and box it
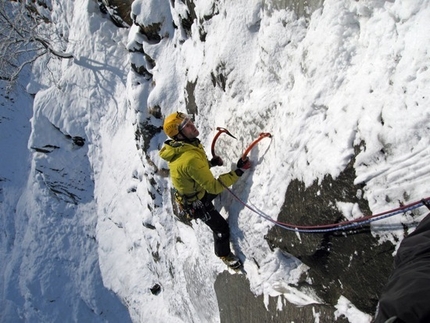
[1,0,430,322]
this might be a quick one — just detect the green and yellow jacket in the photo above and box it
[159,139,241,202]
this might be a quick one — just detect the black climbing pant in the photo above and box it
[192,193,231,257]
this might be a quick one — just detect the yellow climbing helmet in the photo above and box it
[163,112,191,138]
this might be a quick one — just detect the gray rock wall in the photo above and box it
[215,271,350,323]
[265,148,396,315]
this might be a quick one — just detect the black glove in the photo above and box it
[210,156,224,167]
[235,157,251,176]
[237,157,251,170]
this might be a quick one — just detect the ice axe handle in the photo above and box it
[211,127,237,157]
[241,132,272,160]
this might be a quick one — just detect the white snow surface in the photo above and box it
[1,0,430,322]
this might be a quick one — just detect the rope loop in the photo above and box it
[220,178,430,234]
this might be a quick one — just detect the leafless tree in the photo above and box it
[0,0,73,89]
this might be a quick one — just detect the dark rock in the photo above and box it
[179,0,197,37]
[72,136,85,147]
[142,222,156,230]
[211,62,229,92]
[130,52,155,79]
[265,146,395,314]
[185,81,198,116]
[215,271,349,323]
[150,284,161,295]
[130,63,153,80]
[31,145,60,153]
[99,0,133,27]
[135,120,162,152]
[138,23,162,43]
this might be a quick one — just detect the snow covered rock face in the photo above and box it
[265,148,395,314]
[130,0,173,43]
[122,0,430,322]
[30,128,89,205]
[99,0,134,26]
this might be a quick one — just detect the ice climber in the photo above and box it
[159,112,251,269]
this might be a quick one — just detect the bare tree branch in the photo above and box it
[34,36,74,59]
[8,51,46,82]
[0,0,74,89]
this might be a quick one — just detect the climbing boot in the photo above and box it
[220,253,242,270]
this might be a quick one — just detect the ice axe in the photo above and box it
[241,132,272,160]
[211,127,237,158]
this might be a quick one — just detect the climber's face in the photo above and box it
[179,118,199,139]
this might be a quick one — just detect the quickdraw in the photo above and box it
[211,127,272,159]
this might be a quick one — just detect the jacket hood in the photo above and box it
[159,139,201,163]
